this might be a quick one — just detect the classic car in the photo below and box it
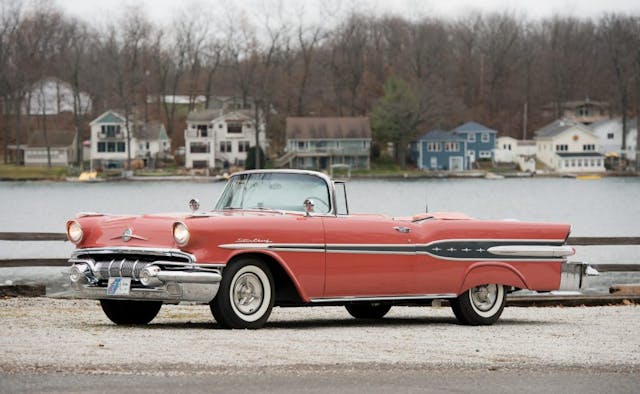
[66,169,595,329]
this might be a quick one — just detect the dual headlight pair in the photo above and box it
[66,220,190,246]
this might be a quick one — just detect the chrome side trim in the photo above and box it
[219,240,570,260]
[310,294,457,303]
[487,245,574,257]
[71,247,196,263]
[219,243,325,253]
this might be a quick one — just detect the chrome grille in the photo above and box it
[95,259,150,280]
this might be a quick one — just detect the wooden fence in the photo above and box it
[0,232,639,270]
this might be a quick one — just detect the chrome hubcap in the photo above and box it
[470,284,498,312]
[233,273,263,315]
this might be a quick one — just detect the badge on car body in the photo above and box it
[122,228,133,242]
[111,228,147,242]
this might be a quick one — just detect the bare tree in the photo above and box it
[600,14,635,158]
[0,0,23,163]
[102,9,152,173]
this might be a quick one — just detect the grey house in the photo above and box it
[281,117,372,170]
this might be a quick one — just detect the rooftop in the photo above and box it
[286,117,371,139]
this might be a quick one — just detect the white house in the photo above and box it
[89,110,170,169]
[23,77,92,116]
[534,118,605,173]
[494,136,537,172]
[23,129,77,167]
[184,108,266,169]
[590,117,638,161]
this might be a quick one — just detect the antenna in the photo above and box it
[425,184,429,213]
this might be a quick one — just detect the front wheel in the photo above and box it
[210,259,274,329]
[345,303,391,319]
[450,284,506,326]
[99,299,162,325]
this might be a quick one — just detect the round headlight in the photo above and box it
[173,222,190,246]
[67,221,83,244]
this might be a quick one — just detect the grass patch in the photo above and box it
[0,164,68,180]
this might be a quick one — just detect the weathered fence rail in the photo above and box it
[0,233,639,269]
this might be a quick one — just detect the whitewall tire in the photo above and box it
[210,258,274,329]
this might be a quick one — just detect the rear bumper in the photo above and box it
[559,262,599,291]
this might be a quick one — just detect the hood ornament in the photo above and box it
[111,228,148,242]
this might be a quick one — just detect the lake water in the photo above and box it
[1,176,639,265]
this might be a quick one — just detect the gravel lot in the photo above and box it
[1,298,639,375]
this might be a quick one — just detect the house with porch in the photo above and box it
[416,130,467,171]
[184,108,266,170]
[23,129,78,167]
[534,118,605,172]
[89,110,170,169]
[281,117,371,170]
[452,121,497,167]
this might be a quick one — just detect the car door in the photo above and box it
[320,215,422,298]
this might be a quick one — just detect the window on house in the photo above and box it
[467,133,475,142]
[97,142,106,152]
[238,141,250,153]
[427,142,441,152]
[117,142,126,152]
[190,142,210,153]
[555,144,568,151]
[101,125,121,138]
[297,141,306,150]
[607,133,614,140]
[227,122,242,133]
[107,142,116,152]
[445,142,459,152]
[583,144,595,151]
[479,151,491,158]
[220,141,232,153]
[481,133,489,143]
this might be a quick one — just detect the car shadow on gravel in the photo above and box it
[85,316,558,330]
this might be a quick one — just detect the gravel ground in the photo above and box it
[0,298,639,375]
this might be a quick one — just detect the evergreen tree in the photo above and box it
[371,76,422,169]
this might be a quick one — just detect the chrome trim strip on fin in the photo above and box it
[487,245,575,257]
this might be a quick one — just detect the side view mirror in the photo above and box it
[189,198,200,212]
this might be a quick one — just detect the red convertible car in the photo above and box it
[67,169,593,328]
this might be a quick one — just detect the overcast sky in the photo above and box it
[55,0,640,26]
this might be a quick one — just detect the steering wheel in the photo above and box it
[304,196,330,212]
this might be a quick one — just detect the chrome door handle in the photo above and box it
[393,226,411,233]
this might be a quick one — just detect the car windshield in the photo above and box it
[214,172,331,213]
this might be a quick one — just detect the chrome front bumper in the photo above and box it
[559,262,599,291]
[68,248,222,303]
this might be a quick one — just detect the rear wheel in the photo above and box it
[210,258,274,329]
[99,299,162,325]
[450,284,506,326]
[345,303,391,319]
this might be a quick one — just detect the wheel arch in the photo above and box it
[226,251,307,305]
[458,262,528,295]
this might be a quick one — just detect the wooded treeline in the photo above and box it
[1,0,639,164]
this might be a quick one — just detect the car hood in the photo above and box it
[73,213,193,249]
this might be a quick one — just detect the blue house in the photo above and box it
[417,130,467,171]
[452,122,497,167]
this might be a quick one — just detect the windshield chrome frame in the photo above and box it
[214,169,337,216]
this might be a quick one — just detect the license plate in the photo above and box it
[107,277,131,296]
